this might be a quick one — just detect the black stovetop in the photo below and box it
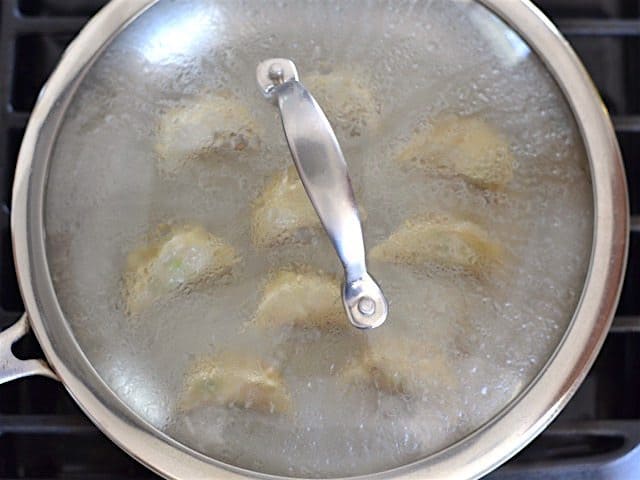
[1,0,639,478]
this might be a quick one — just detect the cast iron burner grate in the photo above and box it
[0,0,639,478]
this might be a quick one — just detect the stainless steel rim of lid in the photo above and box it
[9,0,629,479]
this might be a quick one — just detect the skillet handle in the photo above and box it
[0,314,58,384]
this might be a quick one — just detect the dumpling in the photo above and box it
[370,214,503,274]
[251,166,320,248]
[180,353,291,414]
[396,113,514,189]
[305,70,380,138]
[252,269,345,330]
[342,336,456,395]
[154,92,260,174]
[251,166,366,248]
[123,224,239,314]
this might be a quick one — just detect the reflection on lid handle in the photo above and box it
[256,58,388,330]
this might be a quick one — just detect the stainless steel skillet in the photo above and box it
[0,0,628,478]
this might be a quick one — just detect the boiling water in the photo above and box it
[45,0,593,477]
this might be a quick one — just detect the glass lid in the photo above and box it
[43,0,593,477]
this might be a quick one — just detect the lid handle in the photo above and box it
[256,58,388,329]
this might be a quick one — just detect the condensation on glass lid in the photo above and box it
[43,0,593,477]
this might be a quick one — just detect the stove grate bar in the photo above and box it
[557,18,640,35]
[611,315,640,332]
[614,115,640,133]
[0,414,94,435]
